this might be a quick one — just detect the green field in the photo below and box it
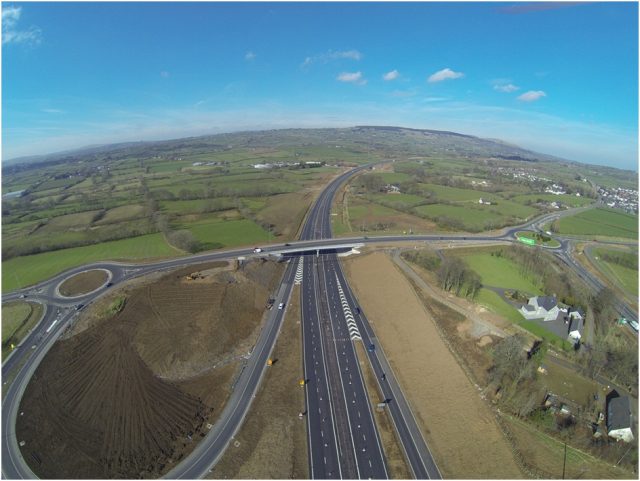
[366,193,426,208]
[375,172,412,184]
[461,253,543,293]
[414,204,498,230]
[554,208,638,239]
[511,193,594,208]
[2,233,181,292]
[179,217,271,250]
[422,183,498,202]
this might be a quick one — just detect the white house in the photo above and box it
[520,296,560,321]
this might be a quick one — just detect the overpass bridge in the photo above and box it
[256,243,365,259]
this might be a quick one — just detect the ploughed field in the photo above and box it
[16,259,284,478]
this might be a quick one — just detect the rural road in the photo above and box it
[2,168,636,479]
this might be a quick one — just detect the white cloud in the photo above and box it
[160,71,170,78]
[383,70,400,81]
[2,5,42,45]
[518,90,546,102]
[302,49,362,68]
[494,83,519,93]
[337,71,367,85]
[427,68,464,83]
[41,108,65,114]
[245,51,256,61]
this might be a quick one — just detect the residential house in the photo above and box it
[520,297,584,346]
[606,391,634,442]
[520,296,560,321]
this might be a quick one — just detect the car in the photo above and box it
[106,282,113,287]
[75,304,85,311]
[368,343,375,352]
[355,307,361,314]
[253,247,263,253]
[19,294,26,299]
[278,302,285,310]
[284,243,291,246]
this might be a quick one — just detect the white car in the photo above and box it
[278,302,285,310]
[253,247,263,253]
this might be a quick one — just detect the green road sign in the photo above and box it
[519,236,536,246]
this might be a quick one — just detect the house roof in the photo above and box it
[522,304,535,312]
[607,395,632,432]
[537,296,557,311]
[569,315,583,334]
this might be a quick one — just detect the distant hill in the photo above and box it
[4,125,569,170]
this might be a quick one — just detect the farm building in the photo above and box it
[606,391,634,442]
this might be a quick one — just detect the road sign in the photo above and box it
[519,236,536,246]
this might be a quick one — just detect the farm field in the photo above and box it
[16,259,284,478]
[511,193,594,208]
[177,216,270,251]
[1,301,44,361]
[2,233,181,292]
[343,251,524,478]
[340,157,608,235]
[552,208,638,239]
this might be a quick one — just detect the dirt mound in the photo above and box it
[17,314,210,479]
[133,260,283,380]
[16,259,285,479]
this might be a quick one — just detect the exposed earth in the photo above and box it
[58,269,109,297]
[16,259,284,478]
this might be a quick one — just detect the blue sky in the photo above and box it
[3,2,638,170]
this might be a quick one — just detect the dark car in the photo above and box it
[75,304,85,310]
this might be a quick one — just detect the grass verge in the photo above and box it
[2,301,44,361]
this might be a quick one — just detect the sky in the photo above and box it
[2,1,638,170]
